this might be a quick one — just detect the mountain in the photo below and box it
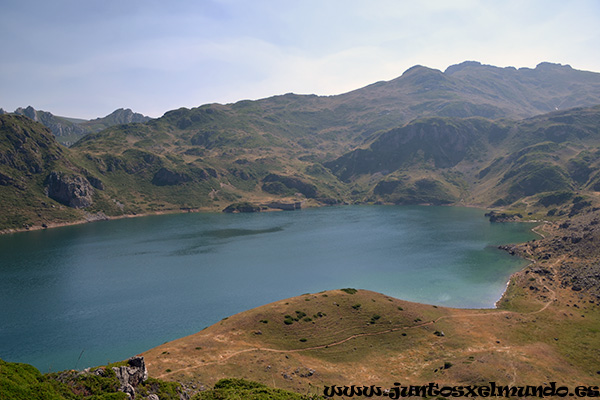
[10,106,90,146]
[5,106,151,146]
[0,114,85,229]
[325,105,600,207]
[79,108,152,132]
[2,61,600,232]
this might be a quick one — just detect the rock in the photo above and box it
[485,211,522,222]
[498,244,517,255]
[84,212,109,222]
[151,167,192,186]
[112,356,148,399]
[147,395,159,400]
[222,202,261,213]
[45,171,94,208]
[86,175,105,190]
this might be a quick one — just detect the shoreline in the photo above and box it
[0,207,219,236]
[2,202,541,312]
[1,203,545,372]
[0,199,525,236]
[0,198,316,236]
[494,221,547,308]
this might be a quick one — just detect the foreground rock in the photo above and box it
[112,356,149,398]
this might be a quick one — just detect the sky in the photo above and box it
[1,0,599,119]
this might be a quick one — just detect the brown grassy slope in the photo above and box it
[143,207,600,397]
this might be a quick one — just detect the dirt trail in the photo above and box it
[155,273,558,379]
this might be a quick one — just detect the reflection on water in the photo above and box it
[203,226,285,239]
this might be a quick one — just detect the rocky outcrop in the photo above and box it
[262,174,318,198]
[112,356,148,399]
[485,211,523,223]
[151,167,192,186]
[88,108,150,126]
[85,175,105,190]
[223,202,261,213]
[14,106,89,139]
[9,106,151,146]
[45,171,94,208]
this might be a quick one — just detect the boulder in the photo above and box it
[223,202,261,213]
[45,171,94,208]
[112,356,148,399]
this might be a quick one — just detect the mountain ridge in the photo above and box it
[2,61,600,232]
[0,106,151,146]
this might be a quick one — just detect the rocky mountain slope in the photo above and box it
[2,61,600,232]
[0,106,150,146]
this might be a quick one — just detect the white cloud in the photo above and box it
[1,0,599,118]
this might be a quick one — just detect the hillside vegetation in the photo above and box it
[3,62,600,232]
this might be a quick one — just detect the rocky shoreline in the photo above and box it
[496,207,600,310]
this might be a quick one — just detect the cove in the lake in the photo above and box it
[0,206,537,372]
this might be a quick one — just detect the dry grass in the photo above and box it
[143,211,600,398]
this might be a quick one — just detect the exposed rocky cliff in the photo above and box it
[82,108,151,132]
[111,356,149,399]
[45,171,94,208]
[6,106,151,146]
[14,106,89,141]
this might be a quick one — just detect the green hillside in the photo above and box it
[2,62,600,232]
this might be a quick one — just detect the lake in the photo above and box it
[0,205,537,372]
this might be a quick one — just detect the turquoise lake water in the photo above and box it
[0,205,537,372]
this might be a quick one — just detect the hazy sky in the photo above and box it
[1,0,599,119]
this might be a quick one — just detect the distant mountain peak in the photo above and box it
[535,62,572,70]
[5,106,151,146]
[401,64,439,76]
[88,108,150,125]
[444,61,482,74]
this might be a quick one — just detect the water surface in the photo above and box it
[0,206,537,372]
